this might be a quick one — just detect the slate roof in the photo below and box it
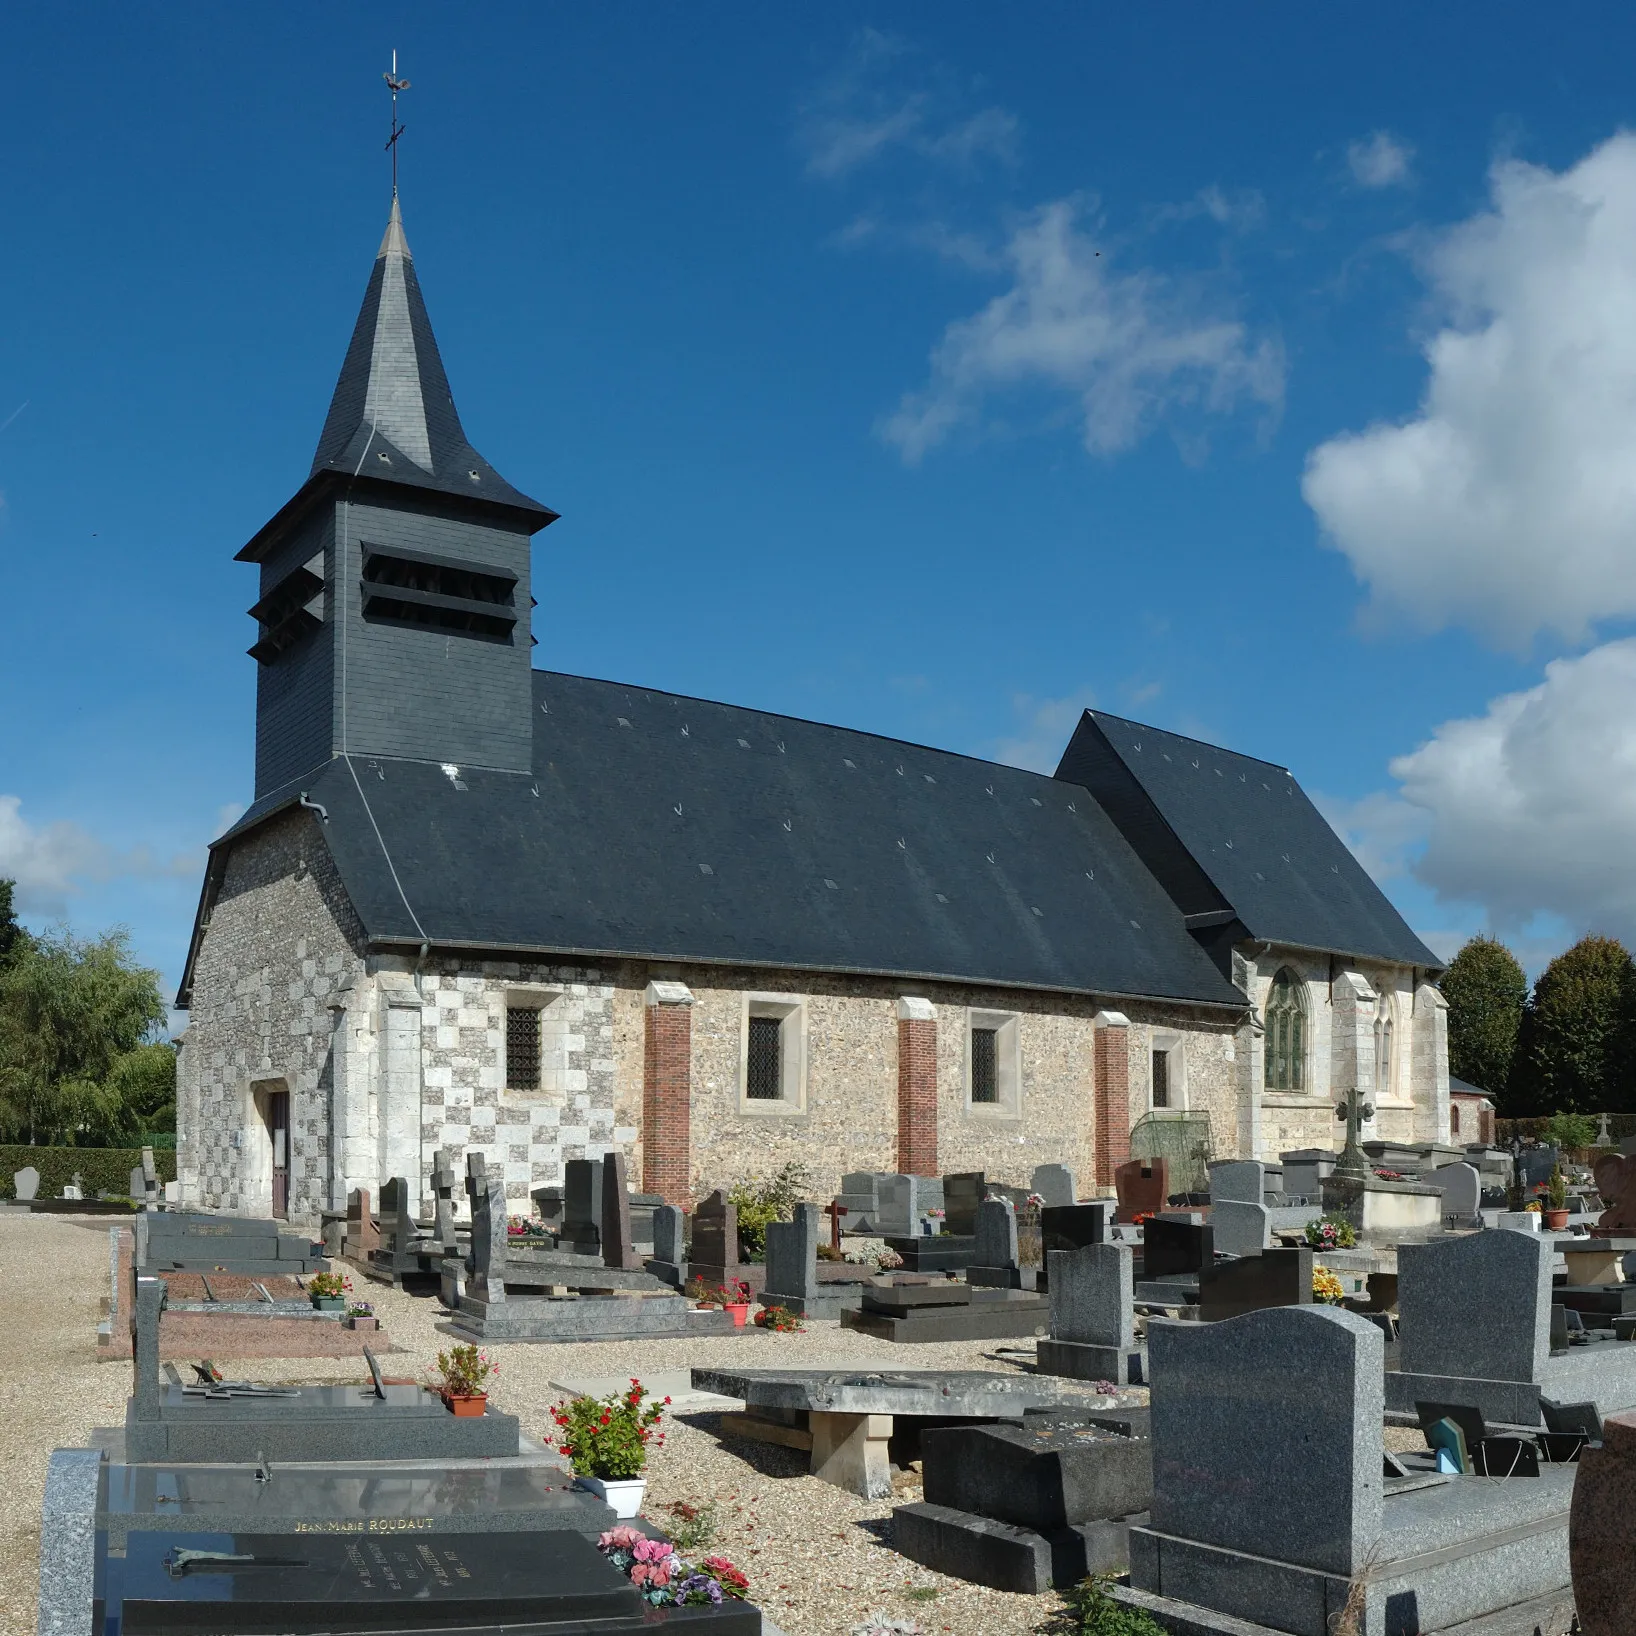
[237,198,555,563]
[178,674,1248,1010]
[1054,711,1442,971]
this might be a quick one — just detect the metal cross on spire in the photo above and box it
[383,49,410,197]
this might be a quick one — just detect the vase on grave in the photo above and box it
[574,1475,646,1519]
[443,1392,487,1418]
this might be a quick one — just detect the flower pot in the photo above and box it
[311,1296,345,1312]
[345,1316,377,1331]
[1544,1209,1570,1231]
[723,1301,750,1327]
[574,1475,646,1518]
[443,1391,487,1417]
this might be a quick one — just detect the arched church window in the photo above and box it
[1451,1103,1461,1136]
[1264,969,1306,1092]
[1374,993,1394,1098]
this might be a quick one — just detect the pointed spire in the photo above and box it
[306,197,554,522]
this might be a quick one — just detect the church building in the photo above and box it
[174,197,1449,1222]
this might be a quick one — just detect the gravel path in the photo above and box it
[0,1210,1075,1636]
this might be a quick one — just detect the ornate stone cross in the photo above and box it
[1333,1085,1376,1181]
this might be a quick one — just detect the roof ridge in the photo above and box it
[1090,708,1293,777]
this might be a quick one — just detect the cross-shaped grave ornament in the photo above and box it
[1333,1084,1376,1181]
[431,1148,459,1253]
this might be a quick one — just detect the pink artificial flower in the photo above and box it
[630,1562,673,1589]
[630,1537,675,1565]
[598,1525,646,1551]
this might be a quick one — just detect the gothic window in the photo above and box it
[1264,969,1306,1092]
[1451,1103,1462,1137]
[1374,993,1394,1097]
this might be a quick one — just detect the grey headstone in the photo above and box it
[765,1202,821,1300]
[564,1158,603,1251]
[129,1165,146,1200]
[1432,1161,1481,1220]
[432,1148,459,1252]
[944,1172,986,1236]
[12,1165,38,1202]
[1147,1304,1384,1576]
[600,1151,638,1271]
[132,1275,165,1423]
[1049,1243,1134,1348]
[1279,1149,1336,1202]
[876,1173,920,1237]
[379,1176,416,1256]
[1208,1160,1264,1205]
[1397,1228,1552,1384]
[60,1181,80,1201]
[974,1197,1019,1271]
[1030,1163,1077,1208]
[652,1203,685,1265]
[38,1446,101,1636]
[1210,1199,1270,1257]
[470,1177,507,1302]
[530,1185,564,1231]
[841,1172,883,1205]
[141,1146,158,1192]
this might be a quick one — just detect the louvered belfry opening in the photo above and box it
[746,1015,783,1099]
[361,543,518,642]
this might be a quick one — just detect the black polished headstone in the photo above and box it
[1198,1247,1314,1321]
[943,1172,986,1236]
[563,1159,603,1254]
[1041,1204,1110,1255]
[1141,1217,1213,1279]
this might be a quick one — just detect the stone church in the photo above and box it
[174,196,1449,1222]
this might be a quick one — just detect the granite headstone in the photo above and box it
[1031,1163,1077,1207]
[600,1151,639,1271]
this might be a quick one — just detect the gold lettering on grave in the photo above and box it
[294,1518,435,1534]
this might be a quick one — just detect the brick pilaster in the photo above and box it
[1093,1011,1132,1189]
[643,981,695,1206]
[896,997,938,1176]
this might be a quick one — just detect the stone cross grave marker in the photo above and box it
[1139,1305,1384,1583]
[1397,1226,1552,1386]
[470,1175,508,1302]
[431,1148,460,1253]
[462,1150,490,1272]
[690,1189,739,1285]
[12,1166,38,1202]
[765,1202,821,1304]
[974,1197,1019,1273]
[600,1150,640,1271]
[1030,1163,1077,1207]
[943,1172,986,1236]
[563,1158,603,1253]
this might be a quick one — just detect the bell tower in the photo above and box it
[238,195,557,797]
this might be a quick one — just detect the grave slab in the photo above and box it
[881,1234,975,1273]
[453,1291,737,1342]
[842,1286,1049,1343]
[891,1502,1134,1594]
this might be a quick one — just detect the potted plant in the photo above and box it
[1544,1165,1570,1232]
[754,1304,805,1333]
[308,1271,351,1312]
[435,1343,498,1416]
[720,1279,752,1327]
[1303,1214,1357,1251]
[345,1301,376,1331]
[550,1380,669,1517]
[686,1276,720,1309]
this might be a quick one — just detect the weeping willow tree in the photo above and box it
[0,919,169,1145]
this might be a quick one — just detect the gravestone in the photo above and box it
[1207,1159,1264,1204]
[378,1176,416,1257]
[1432,1161,1481,1223]
[1141,1215,1211,1280]
[13,1166,39,1202]
[529,1184,564,1233]
[1211,1200,1270,1258]
[599,1151,639,1271]
[1041,1202,1111,1254]
[975,1197,1018,1269]
[1280,1148,1335,1202]
[764,1203,858,1317]
[690,1189,741,1286]
[129,1165,146,1200]
[646,1203,687,1287]
[1114,1158,1168,1223]
[1031,1164,1077,1207]
[470,1176,508,1302]
[836,1171,884,1232]
[432,1148,460,1253]
[1038,1243,1143,1384]
[141,1147,158,1202]
[1519,1145,1560,1194]
[874,1174,920,1237]
[943,1172,986,1236]
[344,1187,378,1258]
[1198,1247,1313,1321]
[562,1158,603,1254]
[62,1176,82,1201]
[1592,1152,1636,1234]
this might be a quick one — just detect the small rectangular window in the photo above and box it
[1152,1049,1170,1109]
[506,1006,541,1091]
[747,1015,783,1100]
[971,1027,1000,1104]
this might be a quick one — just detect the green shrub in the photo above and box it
[1542,1112,1599,1152]
[727,1161,810,1259]
[0,1144,176,1200]
[1067,1576,1166,1636]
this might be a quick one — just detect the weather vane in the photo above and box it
[384,49,410,197]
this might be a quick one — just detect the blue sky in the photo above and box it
[6,3,1636,1009]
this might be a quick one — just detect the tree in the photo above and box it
[0,927,166,1144]
[1441,935,1527,1100]
[1515,935,1636,1117]
[0,879,26,970]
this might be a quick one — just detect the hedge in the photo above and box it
[0,1145,178,1200]
[1497,1114,1636,1145]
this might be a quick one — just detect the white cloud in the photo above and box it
[992,688,1096,774]
[1311,788,1428,885]
[880,198,1284,463]
[1385,639,1636,941]
[0,795,198,918]
[800,29,1018,180]
[1305,132,1636,648]
[1348,131,1414,189]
